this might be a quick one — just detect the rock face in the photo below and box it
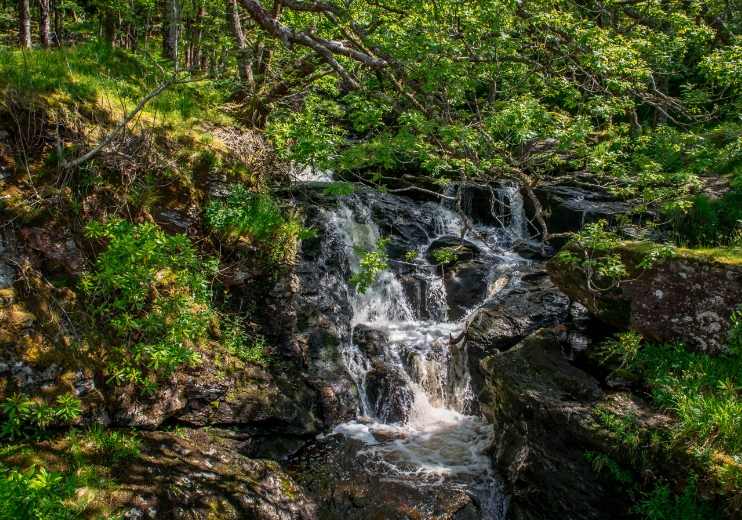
[81,428,317,520]
[466,264,570,391]
[532,181,631,245]
[478,330,644,520]
[548,245,742,352]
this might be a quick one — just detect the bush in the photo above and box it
[204,184,314,265]
[0,466,79,520]
[595,330,742,511]
[672,191,742,249]
[221,317,269,363]
[82,217,217,394]
[1,393,82,440]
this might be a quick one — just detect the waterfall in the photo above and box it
[300,184,522,518]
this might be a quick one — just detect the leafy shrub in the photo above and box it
[558,220,674,291]
[586,452,719,519]
[632,474,717,520]
[82,217,217,394]
[349,238,390,294]
[595,329,742,510]
[671,191,742,249]
[1,393,82,440]
[204,184,315,264]
[0,466,79,520]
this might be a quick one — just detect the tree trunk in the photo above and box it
[162,0,178,61]
[653,74,669,129]
[104,8,115,47]
[143,7,151,50]
[226,0,252,84]
[39,0,52,48]
[53,0,62,47]
[18,0,31,48]
[188,6,204,71]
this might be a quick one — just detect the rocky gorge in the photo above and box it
[1,168,740,519]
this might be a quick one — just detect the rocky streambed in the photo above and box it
[2,177,739,519]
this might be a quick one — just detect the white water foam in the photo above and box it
[316,189,523,517]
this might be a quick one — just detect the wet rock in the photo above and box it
[444,263,490,321]
[527,181,632,248]
[284,434,483,520]
[19,227,87,275]
[478,330,628,520]
[352,325,388,359]
[425,236,480,268]
[466,265,570,391]
[365,363,413,423]
[512,240,556,260]
[548,244,742,353]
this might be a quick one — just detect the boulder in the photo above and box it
[444,263,490,321]
[478,330,660,520]
[19,227,87,275]
[527,181,632,249]
[353,325,413,423]
[548,244,742,352]
[466,267,570,391]
[425,236,480,268]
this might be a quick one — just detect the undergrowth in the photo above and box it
[204,183,315,266]
[0,465,79,520]
[82,217,217,394]
[592,327,742,514]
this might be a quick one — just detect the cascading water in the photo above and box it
[288,182,532,518]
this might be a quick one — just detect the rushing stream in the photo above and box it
[286,181,531,519]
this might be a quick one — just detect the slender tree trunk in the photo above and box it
[143,7,151,49]
[188,6,204,71]
[39,0,52,49]
[104,8,115,47]
[226,0,252,84]
[53,0,62,47]
[162,0,178,61]
[19,0,31,48]
[653,74,669,129]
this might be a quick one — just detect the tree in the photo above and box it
[162,0,178,60]
[39,0,52,48]
[225,0,742,244]
[18,0,31,48]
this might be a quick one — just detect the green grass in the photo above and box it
[0,42,229,125]
[596,331,742,511]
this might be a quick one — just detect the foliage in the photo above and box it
[585,452,719,519]
[322,182,355,197]
[0,465,79,520]
[349,238,390,294]
[221,317,269,364]
[82,217,215,394]
[671,190,742,249]
[204,184,314,264]
[633,473,718,520]
[68,425,142,468]
[1,393,82,440]
[557,221,675,291]
[594,328,742,510]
